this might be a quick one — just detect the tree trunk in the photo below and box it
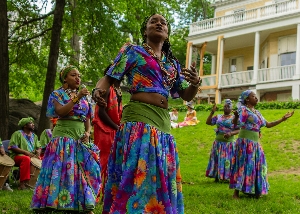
[38,0,66,136]
[0,0,9,140]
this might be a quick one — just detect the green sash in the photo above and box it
[52,120,85,140]
[215,133,234,142]
[238,129,259,142]
[121,101,171,133]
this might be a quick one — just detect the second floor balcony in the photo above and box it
[189,0,299,36]
[201,64,296,89]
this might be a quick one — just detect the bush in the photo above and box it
[169,100,300,112]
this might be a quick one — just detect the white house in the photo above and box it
[186,0,300,103]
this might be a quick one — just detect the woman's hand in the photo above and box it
[77,87,90,99]
[224,132,232,139]
[92,89,107,107]
[211,103,217,113]
[181,62,202,87]
[282,110,295,121]
[80,131,90,143]
[0,147,5,156]
[24,151,35,158]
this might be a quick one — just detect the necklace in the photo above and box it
[113,85,122,97]
[63,87,82,109]
[65,88,78,95]
[113,85,122,110]
[142,43,177,90]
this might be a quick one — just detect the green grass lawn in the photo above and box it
[1,109,300,213]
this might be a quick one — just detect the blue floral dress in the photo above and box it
[102,43,187,214]
[206,115,236,181]
[31,88,101,212]
[229,106,269,195]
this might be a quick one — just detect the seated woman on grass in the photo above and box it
[178,102,199,128]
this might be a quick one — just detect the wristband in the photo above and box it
[72,95,80,104]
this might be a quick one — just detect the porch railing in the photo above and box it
[220,70,254,88]
[189,0,298,35]
[200,74,217,87]
[257,64,295,83]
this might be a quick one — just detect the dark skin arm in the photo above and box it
[265,110,294,128]
[10,148,35,157]
[224,129,240,139]
[99,89,119,130]
[178,62,201,102]
[35,148,41,157]
[93,76,115,106]
[54,88,90,117]
[0,146,5,156]
[206,103,217,125]
[232,110,239,127]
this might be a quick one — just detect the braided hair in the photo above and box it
[140,14,178,64]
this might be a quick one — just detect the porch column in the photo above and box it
[185,42,193,68]
[292,83,300,100]
[211,54,216,75]
[293,24,300,79]
[251,31,260,84]
[216,37,224,104]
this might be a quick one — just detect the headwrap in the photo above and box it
[224,99,233,109]
[140,14,171,42]
[59,65,78,84]
[237,90,252,109]
[18,117,34,128]
[186,101,194,109]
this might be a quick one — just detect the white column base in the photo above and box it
[292,84,300,101]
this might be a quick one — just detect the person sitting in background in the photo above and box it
[39,117,57,159]
[169,108,179,128]
[0,139,13,192]
[8,117,41,190]
[178,102,199,127]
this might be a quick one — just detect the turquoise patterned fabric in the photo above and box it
[229,106,269,195]
[206,114,236,181]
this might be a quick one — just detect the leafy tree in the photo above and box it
[38,0,66,136]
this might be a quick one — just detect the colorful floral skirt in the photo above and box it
[31,136,101,211]
[102,122,184,214]
[229,138,269,195]
[206,140,235,180]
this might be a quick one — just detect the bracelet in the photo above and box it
[191,77,202,88]
[72,95,80,104]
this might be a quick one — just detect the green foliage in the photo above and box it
[169,100,300,112]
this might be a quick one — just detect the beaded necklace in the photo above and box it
[142,43,177,90]
[64,88,83,110]
[113,85,122,109]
